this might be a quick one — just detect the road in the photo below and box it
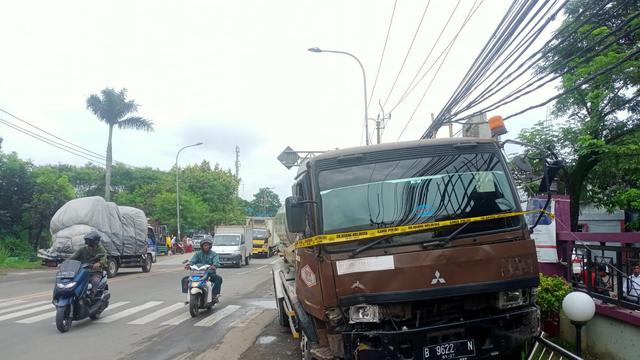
[0,254,297,360]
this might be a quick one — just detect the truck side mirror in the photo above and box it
[285,196,306,233]
[539,159,564,193]
[512,155,533,173]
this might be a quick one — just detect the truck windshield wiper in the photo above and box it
[422,221,472,248]
[349,235,393,258]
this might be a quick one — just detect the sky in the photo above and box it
[0,0,559,202]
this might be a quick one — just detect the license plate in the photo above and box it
[423,340,475,360]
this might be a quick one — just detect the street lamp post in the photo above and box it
[175,142,203,245]
[308,47,369,146]
[562,291,596,357]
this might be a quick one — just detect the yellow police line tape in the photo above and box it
[294,209,553,249]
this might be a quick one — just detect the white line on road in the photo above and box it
[96,301,163,323]
[256,265,268,270]
[0,300,50,315]
[0,300,24,309]
[270,259,281,264]
[160,312,191,326]
[128,303,184,325]
[194,305,240,327]
[0,304,53,322]
[236,270,253,275]
[15,301,130,324]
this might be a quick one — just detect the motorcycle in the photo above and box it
[53,257,110,333]
[172,242,185,255]
[182,260,219,317]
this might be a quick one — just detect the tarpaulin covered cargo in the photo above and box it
[38,196,148,261]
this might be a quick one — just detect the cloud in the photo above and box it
[179,121,264,155]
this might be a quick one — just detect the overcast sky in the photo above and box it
[0,0,558,201]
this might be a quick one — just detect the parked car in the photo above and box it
[191,234,213,250]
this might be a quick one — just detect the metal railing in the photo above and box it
[570,243,640,311]
[528,334,582,360]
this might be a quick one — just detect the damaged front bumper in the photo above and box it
[342,305,539,360]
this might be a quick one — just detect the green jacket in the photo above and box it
[189,250,220,267]
[69,244,108,272]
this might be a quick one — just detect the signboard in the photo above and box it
[277,146,300,169]
[526,198,558,263]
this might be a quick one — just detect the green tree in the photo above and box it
[23,168,75,249]
[153,191,209,232]
[527,0,640,229]
[250,187,281,217]
[86,88,154,201]
[0,138,33,237]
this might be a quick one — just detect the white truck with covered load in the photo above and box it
[37,196,155,277]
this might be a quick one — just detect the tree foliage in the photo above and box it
[86,88,154,201]
[519,0,640,229]
[0,139,245,255]
[246,187,281,217]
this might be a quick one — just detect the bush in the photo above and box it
[0,236,33,260]
[537,273,572,320]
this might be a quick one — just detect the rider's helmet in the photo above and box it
[200,237,212,248]
[84,231,101,247]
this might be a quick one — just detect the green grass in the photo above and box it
[0,257,42,270]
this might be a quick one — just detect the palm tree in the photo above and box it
[86,88,154,201]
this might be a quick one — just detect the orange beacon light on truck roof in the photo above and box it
[488,115,507,137]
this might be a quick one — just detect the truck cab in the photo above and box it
[274,138,540,359]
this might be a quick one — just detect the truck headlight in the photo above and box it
[349,304,380,323]
[497,289,527,309]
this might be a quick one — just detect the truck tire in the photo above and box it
[141,254,152,273]
[107,258,119,278]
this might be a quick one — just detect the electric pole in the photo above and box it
[235,145,240,196]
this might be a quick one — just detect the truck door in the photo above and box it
[293,175,325,319]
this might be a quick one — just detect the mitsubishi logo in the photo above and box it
[431,270,446,284]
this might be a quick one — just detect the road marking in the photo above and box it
[230,308,263,327]
[236,270,253,275]
[128,303,184,325]
[160,312,190,326]
[15,301,130,324]
[96,301,163,323]
[0,300,50,315]
[0,300,25,309]
[0,304,53,322]
[194,305,240,327]
[270,259,281,264]
[256,265,268,270]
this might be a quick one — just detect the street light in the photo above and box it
[308,47,370,146]
[176,142,203,245]
[562,291,596,357]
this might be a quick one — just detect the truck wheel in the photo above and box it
[107,258,119,278]
[141,254,152,273]
[300,332,314,360]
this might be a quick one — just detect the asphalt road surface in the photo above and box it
[0,254,298,360]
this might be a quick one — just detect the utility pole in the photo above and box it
[235,145,240,196]
[373,101,391,144]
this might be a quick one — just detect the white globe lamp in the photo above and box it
[562,291,595,356]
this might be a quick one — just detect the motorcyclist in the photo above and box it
[69,231,108,296]
[185,237,223,300]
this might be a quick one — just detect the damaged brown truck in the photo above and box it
[272,138,540,360]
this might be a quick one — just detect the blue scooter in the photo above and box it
[182,260,219,317]
[53,257,110,333]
